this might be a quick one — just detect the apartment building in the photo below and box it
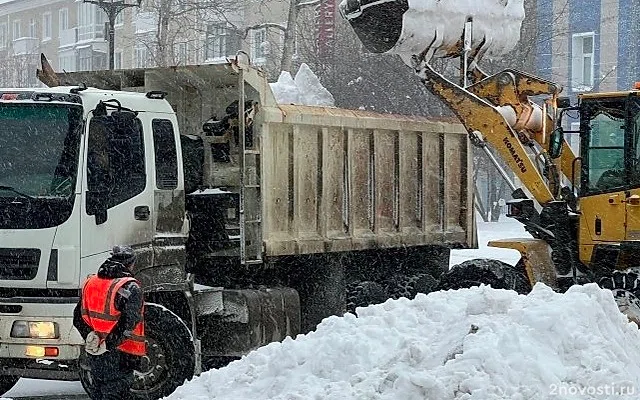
[0,0,294,87]
[535,0,640,152]
[536,0,640,94]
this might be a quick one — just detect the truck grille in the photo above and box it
[0,249,40,280]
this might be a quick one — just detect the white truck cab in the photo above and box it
[0,87,187,389]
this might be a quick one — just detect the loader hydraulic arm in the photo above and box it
[415,57,559,204]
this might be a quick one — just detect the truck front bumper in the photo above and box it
[0,298,83,380]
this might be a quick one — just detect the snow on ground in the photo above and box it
[450,215,531,267]
[269,63,335,106]
[166,283,640,400]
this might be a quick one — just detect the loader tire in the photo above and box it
[346,281,387,313]
[386,273,439,300]
[79,303,195,400]
[0,376,19,396]
[437,258,532,294]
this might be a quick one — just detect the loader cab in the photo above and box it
[574,91,640,266]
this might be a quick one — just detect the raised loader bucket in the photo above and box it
[340,0,526,61]
[339,0,409,54]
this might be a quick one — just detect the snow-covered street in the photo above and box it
[0,216,535,399]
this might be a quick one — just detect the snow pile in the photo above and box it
[269,63,335,106]
[397,0,525,59]
[165,284,640,400]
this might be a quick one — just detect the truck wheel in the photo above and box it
[0,376,19,395]
[79,303,195,400]
[130,303,195,399]
[346,281,387,313]
[385,273,439,300]
[437,258,532,294]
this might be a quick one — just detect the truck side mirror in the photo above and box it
[86,190,108,225]
[549,127,564,159]
[557,97,571,109]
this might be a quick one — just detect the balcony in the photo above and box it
[12,37,39,55]
[59,28,78,48]
[77,24,105,43]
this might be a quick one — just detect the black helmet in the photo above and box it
[110,245,136,267]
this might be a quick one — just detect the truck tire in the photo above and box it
[385,273,439,300]
[131,303,195,399]
[437,259,532,294]
[0,376,19,395]
[79,303,195,400]
[346,281,387,313]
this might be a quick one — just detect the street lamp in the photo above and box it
[83,0,142,70]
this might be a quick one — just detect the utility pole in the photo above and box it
[83,0,142,70]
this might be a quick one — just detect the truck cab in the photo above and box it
[0,87,187,383]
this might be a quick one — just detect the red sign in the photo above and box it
[316,0,336,58]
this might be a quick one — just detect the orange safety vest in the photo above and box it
[80,275,145,356]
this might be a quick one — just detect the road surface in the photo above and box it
[3,379,88,400]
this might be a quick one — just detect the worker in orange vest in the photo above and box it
[73,245,145,400]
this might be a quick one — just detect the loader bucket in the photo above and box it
[339,0,409,53]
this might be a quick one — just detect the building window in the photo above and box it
[0,24,7,49]
[59,8,69,31]
[114,51,122,69]
[29,19,36,38]
[206,24,228,60]
[251,28,267,62]
[115,10,124,26]
[135,46,148,68]
[13,20,20,40]
[572,32,595,92]
[79,47,92,71]
[59,53,77,72]
[78,3,106,41]
[43,13,52,40]
[175,42,187,65]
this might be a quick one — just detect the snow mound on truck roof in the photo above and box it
[164,284,640,400]
[269,63,335,107]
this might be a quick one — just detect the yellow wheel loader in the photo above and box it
[341,0,640,322]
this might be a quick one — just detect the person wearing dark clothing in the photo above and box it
[73,245,145,400]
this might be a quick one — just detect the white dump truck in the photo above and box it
[0,56,473,399]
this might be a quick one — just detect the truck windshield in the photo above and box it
[0,103,83,229]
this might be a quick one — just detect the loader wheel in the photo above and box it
[0,376,19,395]
[346,281,387,313]
[386,273,439,300]
[79,303,195,400]
[437,258,532,294]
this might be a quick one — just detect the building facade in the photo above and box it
[0,0,295,87]
[535,0,640,152]
[536,0,640,94]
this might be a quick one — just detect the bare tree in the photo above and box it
[131,0,242,67]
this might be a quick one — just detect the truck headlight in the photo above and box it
[11,321,59,339]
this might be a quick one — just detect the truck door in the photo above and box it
[624,96,640,240]
[80,111,154,278]
[579,98,627,248]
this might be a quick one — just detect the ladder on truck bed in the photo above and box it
[238,67,262,265]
